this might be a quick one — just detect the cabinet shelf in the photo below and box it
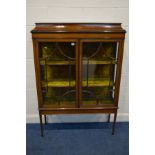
[40,59,117,66]
[42,79,114,87]
[83,60,117,65]
[82,99,114,106]
[40,60,75,65]
[83,80,114,86]
[42,80,75,87]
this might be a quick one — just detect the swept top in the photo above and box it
[31,23,126,33]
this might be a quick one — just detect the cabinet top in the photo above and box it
[31,23,126,33]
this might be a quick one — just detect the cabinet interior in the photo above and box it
[38,41,118,107]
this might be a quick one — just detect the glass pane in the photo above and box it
[82,42,117,107]
[39,42,76,108]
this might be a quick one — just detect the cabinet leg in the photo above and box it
[112,112,117,135]
[107,114,110,123]
[39,114,44,137]
[44,115,47,125]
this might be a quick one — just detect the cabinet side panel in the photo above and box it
[114,40,125,106]
[32,39,43,108]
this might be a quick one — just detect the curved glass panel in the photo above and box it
[39,42,76,108]
[81,42,117,107]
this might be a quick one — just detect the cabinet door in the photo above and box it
[38,40,78,108]
[80,40,118,107]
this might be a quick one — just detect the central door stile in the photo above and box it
[76,40,80,108]
[78,39,82,108]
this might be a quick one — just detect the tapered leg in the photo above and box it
[112,112,117,135]
[107,114,110,123]
[39,114,44,137]
[44,115,47,125]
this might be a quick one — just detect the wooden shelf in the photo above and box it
[83,60,117,65]
[42,79,114,87]
[42,103,76,108]
[40,59,117,66]
[82,80,114,87]
[42,81,75,87]
[40,60,75,66]
[82,100,114,106]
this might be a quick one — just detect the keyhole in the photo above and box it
[71,42,75,46]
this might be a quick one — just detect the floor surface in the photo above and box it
[26,122,129,155]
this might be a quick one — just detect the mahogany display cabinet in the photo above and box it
[31,23,126,136]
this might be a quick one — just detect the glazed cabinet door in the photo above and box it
[36,39,78,108]
[80,40,118,108]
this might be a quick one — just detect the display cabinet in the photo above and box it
[31,23,126,136]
